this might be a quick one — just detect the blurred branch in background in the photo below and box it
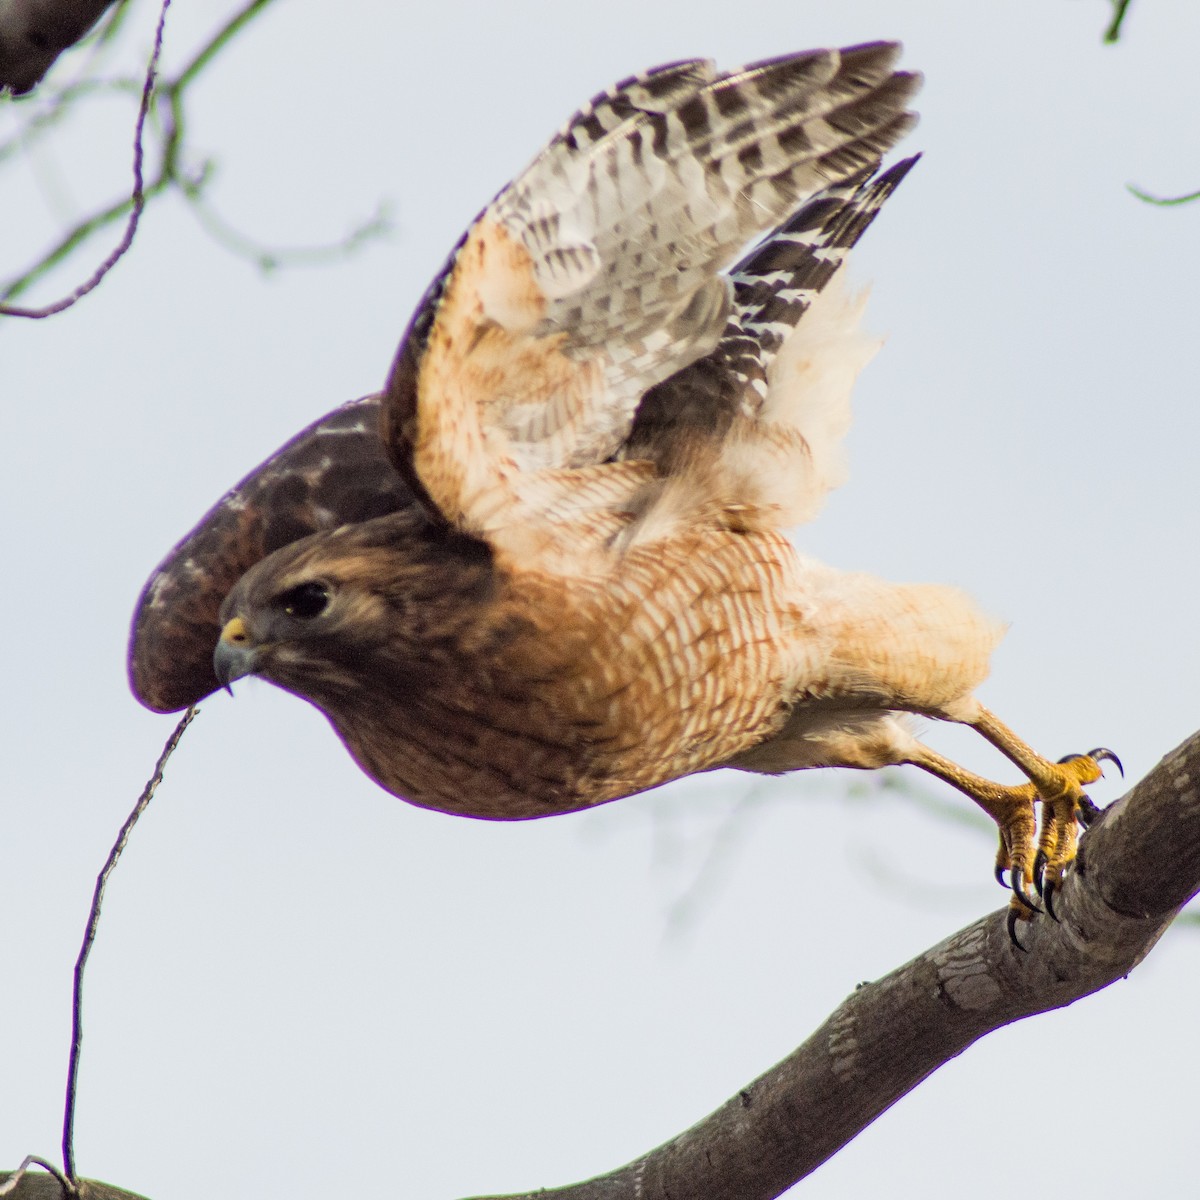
[0,0,391,318]
[1127,183,1200,207]
[1103,0,1133,43]
[1100,0,1198,205]
[639,766,1200,937]
[0,0,166,318]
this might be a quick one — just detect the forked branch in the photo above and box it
[1,0,389,318]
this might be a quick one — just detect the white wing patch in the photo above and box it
[400,45,920,567]
[722,269,880,528]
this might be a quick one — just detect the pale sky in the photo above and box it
[3,2,1199,1197]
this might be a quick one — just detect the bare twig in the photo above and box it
[181,188,393,273]
[61,706,198,1183]
[0,79,140,165]
[0,0,169,318]
[170,0,271,92]
[660,784,773,938]
[654,769,996,937]
[1,0,390,315]
[1104,0,1133,43]
[1127,183,1200,207]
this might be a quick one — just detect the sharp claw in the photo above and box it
[1044,879,1059,922]
[1078,795,1100,828]
[1010,872,1041,914]
[1033,850,1047,898]
[995,863,1009,888]
[1007,908,1028,952]
[1058,748,1123,779]
[1088,747,1124,778]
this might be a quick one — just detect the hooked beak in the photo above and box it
[213,616,259,694]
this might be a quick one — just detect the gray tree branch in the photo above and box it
[462,728,1200,1200]
[3,729,1198,1200]
[0,1172,144,1200]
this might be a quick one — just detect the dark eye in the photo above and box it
[277,581,330,620]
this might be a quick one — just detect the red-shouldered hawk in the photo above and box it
[129,43,1117,944]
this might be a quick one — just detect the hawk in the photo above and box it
[129,43,1115,941]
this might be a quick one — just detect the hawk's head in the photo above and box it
[212,510,496,709]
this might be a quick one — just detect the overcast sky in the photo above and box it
[3,1,1200,1197]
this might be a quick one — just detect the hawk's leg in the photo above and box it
[902,709,1118,944]
[968,706,1120,905]
[903,746,1041,914]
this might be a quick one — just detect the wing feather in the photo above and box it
[129,46,923,712]
[616,157,919,546]
[380,43,920,542]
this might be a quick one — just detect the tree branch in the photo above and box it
[462,727,1200,1200]
[0,1172,143,1200]
[3,729,1198,1200]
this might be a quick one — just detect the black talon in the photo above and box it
[1033,849,1047,898]
[1007,908,1028,952]
[1077,795,1100,827]
[1044,879,1059,923]
[995,863,1009,888]
[1011,871,1042,914]
[1088,747,1123,778]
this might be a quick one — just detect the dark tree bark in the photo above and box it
[0,1174,146,1200]
[4,729,1198,1200]
[463,727,1200,1200]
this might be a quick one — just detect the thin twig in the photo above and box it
[0,0,171,318]
[2,0,384,311]
[93,0,136,51]
[0,78,141,165]
[181,187,393,273]
[1104,0,1133,43]
[171,0,273,93]
[1127,183,1200,207]
[660,785,772,938]
[61,705,198,1183]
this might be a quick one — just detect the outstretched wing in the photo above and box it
[128,45,920,712]
[129,397,415,712]
[379,43,919,538]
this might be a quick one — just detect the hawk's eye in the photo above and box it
[277,582,330,620]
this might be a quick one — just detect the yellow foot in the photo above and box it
[905,729,1121,950]
[1000,747,1121,949]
